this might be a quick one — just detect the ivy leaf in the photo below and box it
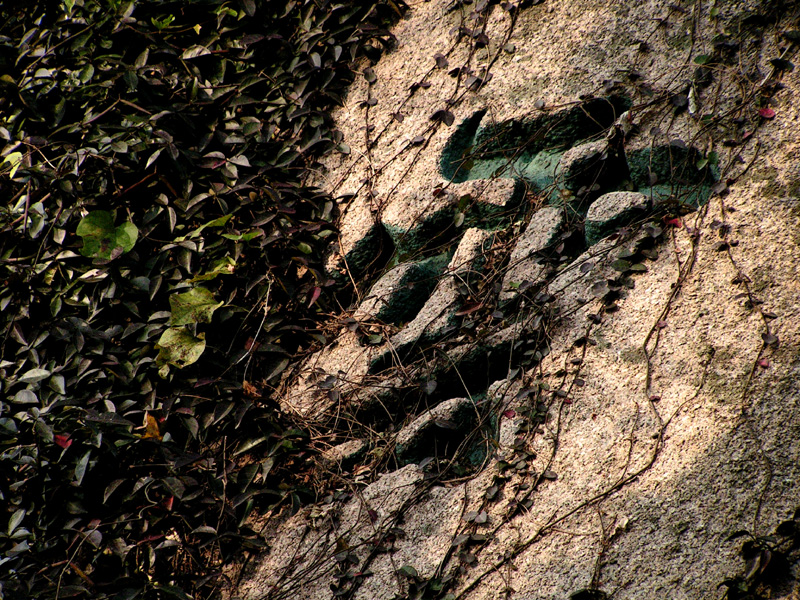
[169,287,223,326]
[76,211,138,259]
[611,259,632,272]
[190,256,236,282]
[74,450,91,485]
[783,30,800,43]
[761,332,779,346]
[18,368,51,384]
[398,565,418,578]
[308,286,322,308]
[35,420,54,443]
[156,328,206,373]
[7,509,26,535]
[2,151,24,178]
[13,390,39,404]
[54,434,73,449]
[431,109,455,126]
[591,280,609,297]
[181,45,210,59]
[145,148,162,169]
[454,302,482,316]
[141,413,163,441]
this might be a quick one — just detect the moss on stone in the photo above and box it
[627,145,717,209]
[440,109,487,183]
[367,255,451,325]
[337,222,394,282]
[385,181,524,256]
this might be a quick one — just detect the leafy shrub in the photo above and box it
[0,0,401,597]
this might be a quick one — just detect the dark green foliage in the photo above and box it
[0,0,402,597]
[719,508,800,600]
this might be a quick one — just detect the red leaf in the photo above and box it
[663,216,683,228]
[455,302,483,316]
[308,286,321,308]
[54,435,72,449]
[502,409,516,419]
[138,534,165,546]
[757,358,770,369]
[758,108,776,119]
[163,496,174,511]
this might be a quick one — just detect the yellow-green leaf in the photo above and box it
[156,327,206,373]
[76,211,138,259]
[2,151,23,178]
[169,287,223,326]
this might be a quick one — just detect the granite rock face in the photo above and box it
[239,1,800,599]
[395,397,477,465]
[389,227,493,354]
[500,205,564,301]
[353,257,447,325]
[585,191,650,245]
[552,139,628,207]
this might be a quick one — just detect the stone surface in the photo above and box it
[353,257,447,325]
[382,177,522,255]
[626,144,714,208]
[585,191,650,245]
[389,228,492,354]
[554,140,619,196]
[501,205,564,301]
[240,465,428,600]
[240,1,800,599]
[319,439,369,471]
[278,330,375,419]
[395,397,477,464]
[324,197,390,281]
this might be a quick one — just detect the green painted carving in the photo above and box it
[440,97,631,186]
[439,96,718,246]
